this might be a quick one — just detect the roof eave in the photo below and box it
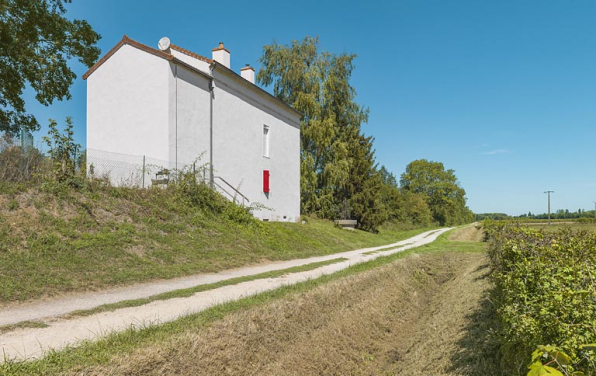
[170,44,213,64]
[210,61,302,119]
[172,58,213,81]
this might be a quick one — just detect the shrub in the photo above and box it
[484,221,596,375]
[0,135,46,183]
[42,117,81,184]
[168,164,262,227]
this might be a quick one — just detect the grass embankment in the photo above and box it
[1,227,499,376]
[0,182,431,303]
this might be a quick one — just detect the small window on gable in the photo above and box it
[263,125,270,158]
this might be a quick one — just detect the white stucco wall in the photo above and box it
[87,44,170,160]
[211,68,301,222]
[87,44,172,186]
[168,64,212,169]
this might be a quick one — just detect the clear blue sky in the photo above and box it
[22,0,596,216]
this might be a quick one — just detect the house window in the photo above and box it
[263,125,270,158]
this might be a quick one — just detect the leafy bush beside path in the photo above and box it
[485,221,596,375]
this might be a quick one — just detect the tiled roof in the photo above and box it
[82,35,174,80]
[170,44,213,64]
[82,36,301,119]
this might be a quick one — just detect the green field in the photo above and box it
[524,222,596,232]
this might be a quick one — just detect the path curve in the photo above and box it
[0,228,450,361]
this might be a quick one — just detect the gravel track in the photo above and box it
[0,228,450,362]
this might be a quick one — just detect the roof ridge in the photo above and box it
[83,35,174,80]
[170,44,213,64]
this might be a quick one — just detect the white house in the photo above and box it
[83,35,301,222]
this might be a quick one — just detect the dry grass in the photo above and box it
[449,224,484,242]
[75,251,498,376]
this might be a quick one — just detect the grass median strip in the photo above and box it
[0,321,49,335]
[424,230,441,238]
[0,258,349,336]
[1,229,479,375]
[362,242,413,255]
[64,257,348,319]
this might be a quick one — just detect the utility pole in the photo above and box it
[544,191,554,225]
[593,201,596,219]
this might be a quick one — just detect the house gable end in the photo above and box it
[83,35,174,80]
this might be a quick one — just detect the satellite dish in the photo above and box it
[158,37,171,51]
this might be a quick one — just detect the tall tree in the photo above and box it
[0,0,101,135]
[258,36,384,230]
[400,159,473,225]
[343,132,386,232]
[379,165,433,226]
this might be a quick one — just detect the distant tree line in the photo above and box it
[476,209,596,221]
[258,37,474,231]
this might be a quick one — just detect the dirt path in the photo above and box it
[80,246,497,375]
[0,228,451,362]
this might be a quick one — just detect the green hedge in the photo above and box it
[484,221,596,375]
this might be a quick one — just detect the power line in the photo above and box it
[544,191,554,225]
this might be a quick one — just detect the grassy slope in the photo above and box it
[0,183,431,303]
[0,227,498,375]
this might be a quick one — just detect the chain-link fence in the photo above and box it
[0,139,250,205]
[86,149,251,204]
[87,148,210,188]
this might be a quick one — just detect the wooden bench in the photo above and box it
[334,219,358,230]
[151,169,170,187]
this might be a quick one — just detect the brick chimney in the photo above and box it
[240,64,255,84]
[212,42,230,68]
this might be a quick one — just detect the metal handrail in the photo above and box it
[214,176,250,203]
[213,181,235,203]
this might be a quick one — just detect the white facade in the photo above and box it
[85,36,301,222]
